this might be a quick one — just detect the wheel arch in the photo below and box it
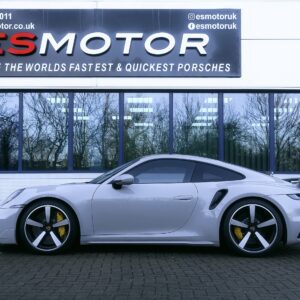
[219,196,287,246]
[16,197,81,245]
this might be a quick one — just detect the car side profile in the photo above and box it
[0,154,300,256]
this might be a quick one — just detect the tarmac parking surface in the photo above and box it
[0,244,300,299]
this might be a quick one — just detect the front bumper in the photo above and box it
[0,208,20,245]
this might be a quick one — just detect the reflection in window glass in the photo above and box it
[224,93,269,171]
[73,93,119,170]
[128,159,195,184]
[191,163,245,182]
[0,93,19,170]
[124,93,169,162]
[275,94,300,172]
[174,93,218,158]
[23,93,68,170]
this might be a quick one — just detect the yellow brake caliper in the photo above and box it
[234,227,244,240]
[56,212,66,238]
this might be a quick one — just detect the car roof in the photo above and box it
[138,154,219,164]
[138,153,236,166]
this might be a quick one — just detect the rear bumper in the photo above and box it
[0,208,20,245]
[270,195,300,245]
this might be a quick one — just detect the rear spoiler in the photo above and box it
[260,172,300,187]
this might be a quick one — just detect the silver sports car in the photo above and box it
[1,154,300,256]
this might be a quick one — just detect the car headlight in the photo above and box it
[0,188,25,207]
[288,194,300,200]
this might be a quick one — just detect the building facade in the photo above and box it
[0,0,300,199]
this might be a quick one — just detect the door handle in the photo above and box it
[174,195,193,201]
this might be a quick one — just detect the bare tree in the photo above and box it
[174,93,218,157]
[124,94,169,161]
[94,93,119,169]
[0,94,18,170]
[74,93,119,170]
[245,94,269,149]
[224,93,269,170]
[23,93,68,169]
[274,94,300,171]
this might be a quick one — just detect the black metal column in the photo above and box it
[118,92,124,165]
[18,92,23,172]
[268,93,275,173]
[218,92,224,161]
[67,92,74,171]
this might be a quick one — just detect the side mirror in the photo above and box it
[111,174,134,189]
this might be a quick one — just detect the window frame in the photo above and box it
[0,89,299,174]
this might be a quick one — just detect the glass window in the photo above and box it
[275,94,300,172]
[191,162,245,182]
[73,93,119,170]
[0,93,19,171]
[124,93,169,162]
[174,93,218,158]
[23,93,69,170]
[224,93,269,171]
[127,159,195,184]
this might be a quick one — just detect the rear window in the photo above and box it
[191,162,245,182]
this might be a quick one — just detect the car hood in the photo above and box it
[11,182,99,207]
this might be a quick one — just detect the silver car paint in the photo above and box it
[6,183,98,236]
[92,182,198,235]
[0,154,300,247]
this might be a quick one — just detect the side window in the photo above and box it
[191,162,245,182]
[127,159,196,184]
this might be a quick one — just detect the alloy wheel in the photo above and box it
[24,205,71,252]
[228,204,279,254]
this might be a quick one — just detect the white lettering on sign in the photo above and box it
[144,32,176,56]
[36,32,209,56]
[116,33,143,55]
[80,32,111,55]
[180,33,209,55]
[39,33,76,55]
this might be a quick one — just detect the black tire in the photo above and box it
[18,199,78,254]
[222,199,283,256]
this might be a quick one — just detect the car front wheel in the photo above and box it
[223,199,283,256]
[19,200,78,254]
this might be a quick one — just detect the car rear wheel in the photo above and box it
[223,199,283,256]
[19,200,78,254]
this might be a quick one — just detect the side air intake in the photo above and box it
[209,189,228,210]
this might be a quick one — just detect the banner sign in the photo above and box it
[0,9,241,77]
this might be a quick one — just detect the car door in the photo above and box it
[92,159,198,235]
